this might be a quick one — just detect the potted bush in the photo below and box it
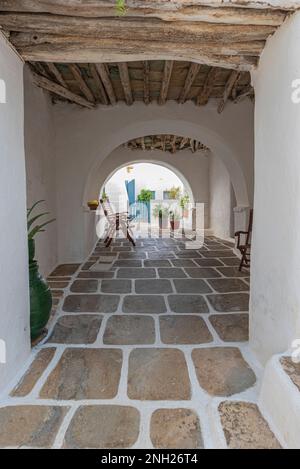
[152,204,169,229]
[87,199,99,210]
[169,210,181,231]
[27,200,55,341]
[180,194,190,218]
[168,186,181,200]
[137,189,153,223]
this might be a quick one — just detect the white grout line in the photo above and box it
[0,236,256,449]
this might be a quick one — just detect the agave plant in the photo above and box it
[27,200,55,240]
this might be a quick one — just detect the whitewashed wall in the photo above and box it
[209,153,232,240]
[0,35,30,392]
[24,66,58,277]
[53,100,254,262]
[250,11,300,363]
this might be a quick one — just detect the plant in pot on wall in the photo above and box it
[152,204,169,229]
[27,200,55,342]
[169,210,181,231]
[180,194,190,218]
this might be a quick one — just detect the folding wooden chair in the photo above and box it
[235,209,253,271]
[99,198,135,247]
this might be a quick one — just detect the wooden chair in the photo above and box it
[235,209,253,271]
[99,198,135,247]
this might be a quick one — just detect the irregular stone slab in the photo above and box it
[206,293,249,312]
[104,315,155,345]
[47,280,69,289]
[48,276,72,281]
[209,314,249,342]
[192,347,256,396]
[280,357,300,391]
[194,258,224,267]
[112,246,132,251]
[203,251,234,258]
[216,266,249,277]
[176,251,201,258]
[118,252,146,259]
[171,259,197,267]
[185,267,221,278]
[0,405,68,448]
[150,408,203,449]
[81,261,95,270]
[148,252,176,260]
[173,279,212,294]
[128,348,190,400]
[219,401,281,449]
[40,348,122,400]
[77,271,114,279]
[219,257,240,266]
[158,268,187,278]
[135,279,172,294]
[144,259,171,267]
[207,278,249,293]
[101,279,132,294]
[11,348,56,397]
[113,260,142,267]
[47,315,102,344]
[168,295,209,314]
[64,405,140,449]
[51,290,64,298]
[117,268,156,278]
[63,294,119,313]
[160,315,213,344]
[70,279,98,293]
[123,295,166,314]
[50,264,80,276]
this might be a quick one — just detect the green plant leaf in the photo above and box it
[28,218,55,240]
[116,0,126,16]
[27,212,50,230]
[27,199,45,219]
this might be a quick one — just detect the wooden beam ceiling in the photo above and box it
[0,2,294,71]
[0,1,295,111]
[126,134,210,154]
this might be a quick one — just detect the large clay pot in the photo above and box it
[28,239,52,341]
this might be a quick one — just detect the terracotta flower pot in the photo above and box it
[87,200,99,210]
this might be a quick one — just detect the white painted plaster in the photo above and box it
[0,35,30,392]
[250,11,300,363]
[24,66,58,277]
[259,354,300,448]
[209,152,232,240]
[53,100,254,263]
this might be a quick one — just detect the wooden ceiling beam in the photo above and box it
[9,34,261,70]
[0,2,289,26]
[31,71,95,108]
[45,62,66,87]
[159,60,174,105]
[95,63,116,105]
[197,67,219,106]
[178,62,201,104]
[143,61,150,105]
[118,62,133,105]
[69,63,95,103]
[218,70,240,113]
[89,63,109,105]
[0,14,276,43]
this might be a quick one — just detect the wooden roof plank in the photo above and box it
[159,60,174,105]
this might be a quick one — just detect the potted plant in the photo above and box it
[137,189,153,223]
[152,204,169,229]
[180,194,190,218]
[169,210,181,231]
[87,199,99,210]
[168,186,181,200]
[27,200,55,341]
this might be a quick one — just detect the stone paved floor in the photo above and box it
[0,236,282,448]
